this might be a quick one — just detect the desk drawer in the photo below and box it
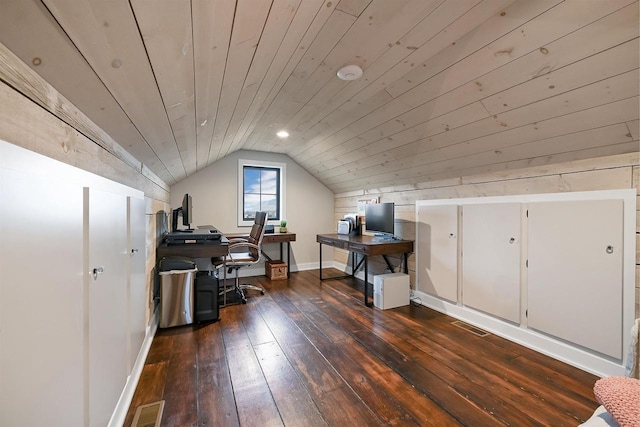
[318,238,348,249]
[349,243,368,254]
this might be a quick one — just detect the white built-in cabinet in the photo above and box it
[527,200,624,359]
[0,141,146,426]
[416,204,458,302]
[462,203,522,324]
[416,190,636,377]
[128,196,147,372]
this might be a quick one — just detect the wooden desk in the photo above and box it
[317,233,414,307]
[225,232,296,278]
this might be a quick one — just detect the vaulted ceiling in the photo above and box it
[0,0,638,193]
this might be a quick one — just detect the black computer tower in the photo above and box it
[195,272,219,322]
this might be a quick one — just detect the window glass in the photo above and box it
[238,159,285,227]
[242,166,280,221]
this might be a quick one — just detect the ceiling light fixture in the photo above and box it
[276,130,289,138]
[336,64,363,81]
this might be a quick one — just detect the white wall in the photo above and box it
[170,150,335,270]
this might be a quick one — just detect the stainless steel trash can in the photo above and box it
[158,257,198,328]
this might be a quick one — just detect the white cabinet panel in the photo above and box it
[416,204,458,302]
[127,196,146,371]
[0,169,84,427]
[1,142,146,426]
[85,188,128,427]
[528,200,623,359]
[462,203,521,323]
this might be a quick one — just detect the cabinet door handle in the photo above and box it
[606,245,614,254]
[92,266,104,280]
[131,248,139,254]
[509,237,516,244]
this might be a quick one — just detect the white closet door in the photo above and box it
[462,203,521,323]
[528,200,623,359]
[0,169,84,427]
[416,204,458,302]
[127,196,146,371]
[85,188,128,427]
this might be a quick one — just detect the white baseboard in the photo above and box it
[109,308,160,427]
[413,290,625,378]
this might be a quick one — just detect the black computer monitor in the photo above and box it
[170,194,193,232]
[365,202,395,237]
[182,194,193,229]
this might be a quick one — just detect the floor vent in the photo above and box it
[131,400,164,427]
[452,320,490,337]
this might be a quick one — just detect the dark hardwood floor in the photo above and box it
[125,269,600,426]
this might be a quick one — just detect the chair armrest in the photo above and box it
[228,242,260,251]
[227,237,249,244]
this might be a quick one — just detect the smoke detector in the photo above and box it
[336,65,363,81]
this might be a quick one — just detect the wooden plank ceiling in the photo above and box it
[0,0,637,192]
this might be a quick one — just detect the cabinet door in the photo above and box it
[416,204,458,302]
[0,169,84,427]
[462,203,521,323]
[85,188,128,427]
[528,200,623,359]
[127,196,146,371]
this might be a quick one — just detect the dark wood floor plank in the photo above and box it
[312,385,385,427]
[402,314,597,421]
[329,297,587,425]
[126,270,601,427]
[160,326,199,427]
[241,297,277,347]
[144,329,175,364]
[508,354,597,404]
[269,290,422,426]
[254,295,384,426]
[254,296,345,395]
[394,302,599,417]
[284,274,502,426]
[197,321,240,427]
[343,321,501,425]
[273,289,461,426]
[290,274,575,426]
[308,271,600,423]
[123,362,168,427]
[253,341,328,427]
[222,304,283,427]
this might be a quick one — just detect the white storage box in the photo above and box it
[373,273,410,310]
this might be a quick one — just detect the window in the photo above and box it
[238,159,285,226]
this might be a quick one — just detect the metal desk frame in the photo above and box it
[317,233,414,307]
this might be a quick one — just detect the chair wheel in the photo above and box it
[241,299,247,304]
[260,290,265,295]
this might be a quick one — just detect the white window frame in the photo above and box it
[237,158,286,227]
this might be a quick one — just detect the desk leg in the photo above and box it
[279,242,283,262]
[287,242,291,278]
[364,255,372,307]
[319,242,323,280]
[223,257,227,307]
[404,253,409,274]
[351,252,355,277]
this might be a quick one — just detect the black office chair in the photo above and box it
[212,211,268,304]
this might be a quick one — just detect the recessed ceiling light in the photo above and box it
[337,64,363,81]
[276,130,289,138]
